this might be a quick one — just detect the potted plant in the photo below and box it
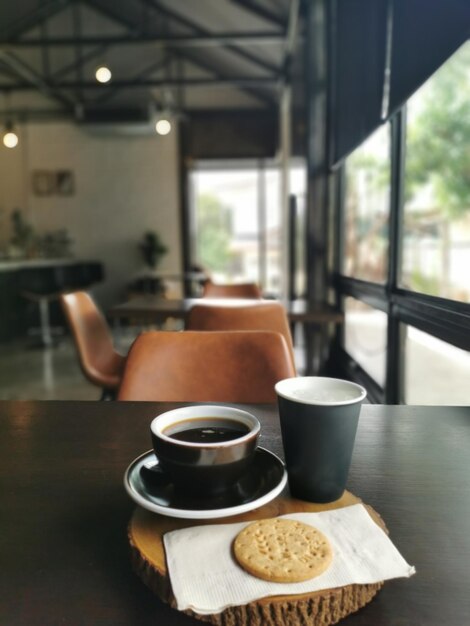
[9,209,36,258]
[139,231,168,269]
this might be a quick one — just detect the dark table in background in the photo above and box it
[0,259,103,342]
[127,271,207,298]
[1,402,469,625]
[108,297,344,374]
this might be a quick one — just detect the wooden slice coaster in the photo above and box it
[128,491,385,625]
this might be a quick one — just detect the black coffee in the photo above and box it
[166,418,249,443]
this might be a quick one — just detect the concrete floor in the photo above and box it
[0,337,102,401]
[0,324,143,401]
[0,329,306,401]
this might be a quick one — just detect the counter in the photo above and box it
[0,258,103,342]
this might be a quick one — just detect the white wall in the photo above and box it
[0,121,181,308]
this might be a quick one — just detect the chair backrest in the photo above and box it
[118,330,295,402]
[186,302,296,373]
[202,280,262,299]
[60,291,124,390]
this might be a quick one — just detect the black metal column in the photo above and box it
[178,121,192,297]
[385,109,406,403]
[287,194,297,301]
[304,0,330,373]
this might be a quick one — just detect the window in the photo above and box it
[402,42,470,303]
[334,44,469,404]
[344,298,387,387]
[404,326,470,405]
[192,167,260,285]
[190,161,306,296]
[343,124,391,283]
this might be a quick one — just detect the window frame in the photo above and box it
[332,108,470,404]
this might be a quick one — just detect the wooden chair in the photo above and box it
[186,302,296,373]
[202,279,262,299]
[117,330,295,402]
[60,291,125,399]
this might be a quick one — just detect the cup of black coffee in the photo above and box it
[150,405,260,496]
[275,377,367,503]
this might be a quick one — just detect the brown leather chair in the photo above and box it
[202,279,262,299]
[117,330,295,402]
[60,291,125,399]
[186,302,296,373]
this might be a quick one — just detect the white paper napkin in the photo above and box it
[163,504,416,615]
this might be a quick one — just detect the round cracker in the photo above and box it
[233,517,332,583]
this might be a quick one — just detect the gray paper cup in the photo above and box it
[275,377,367,503]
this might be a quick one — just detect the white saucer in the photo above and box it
[124,447,287,519]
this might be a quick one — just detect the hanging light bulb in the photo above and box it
[3,122,19,148]
[155,118,171,136]
[95,65,112,83]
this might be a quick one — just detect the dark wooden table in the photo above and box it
[108,296,343,326]
[108,297,344,374]
[1,401,469,625]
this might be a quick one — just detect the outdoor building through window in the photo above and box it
[335,43,469,405]
[190,162,306,296]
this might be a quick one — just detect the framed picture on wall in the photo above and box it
[56,170,75,196]
[32,170,56,196]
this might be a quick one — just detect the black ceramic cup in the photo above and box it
[275,377,367,503]
[150,405,260,496]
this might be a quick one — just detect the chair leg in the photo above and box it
[39,297,53,347]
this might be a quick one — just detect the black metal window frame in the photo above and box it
[332,108,470,404]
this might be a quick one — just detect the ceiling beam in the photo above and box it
[81,0,142,37]
[82,0,277,106]
[0,50,76,112]
[141,0,280,105]
[3,0,277,111]
[0,107,69,119]
[141,0,281,74]
[283,0,301,82]
[229,0,286,28]
[52,44,108,80]
[0,76,279,90]
[72,1,84,103]
[0,0,71,41]
[176,49,277,106]
[66,0,149,88]
[3,32,285,47]
[91,54,171,104]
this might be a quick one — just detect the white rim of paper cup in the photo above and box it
[275,377,367,406]
[150,405,260,448]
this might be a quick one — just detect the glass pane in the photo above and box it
[291,165,307,298]
[344,297,387,386]
[402,42,470,303]
[265,167,281,295]
[343,124,391,283]
[192,169,260,284]
[405,326,470,404]
[190,162,305,297]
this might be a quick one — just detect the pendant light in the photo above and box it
[155,117,172,135]
[3,121,18,148]
[95,64,112,83]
